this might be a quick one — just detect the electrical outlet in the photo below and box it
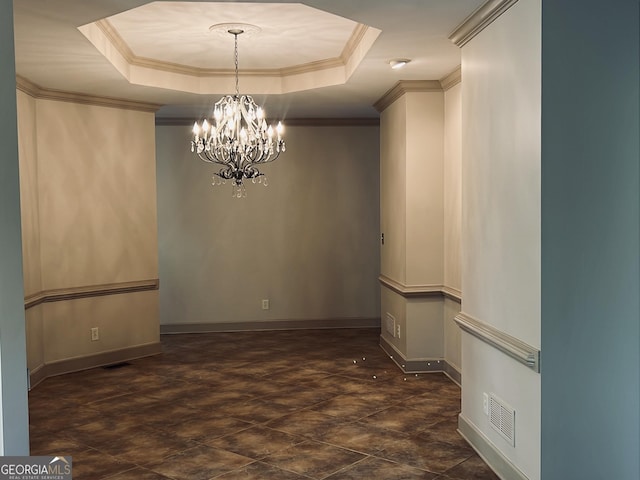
[261,299,270,310]
[91,327,99,341]
[483,392,489,415]
[396,324,401,339]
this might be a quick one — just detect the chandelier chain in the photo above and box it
[234,33,239,97]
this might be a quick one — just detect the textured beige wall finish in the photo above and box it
[16,93,160,376]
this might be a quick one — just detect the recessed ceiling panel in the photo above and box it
[78,1,381,95]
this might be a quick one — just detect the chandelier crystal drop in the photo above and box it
[191,28,285,198]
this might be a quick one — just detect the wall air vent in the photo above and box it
[385,312,396,337]
[489,393,515,447]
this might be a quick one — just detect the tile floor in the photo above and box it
[29,328,498,480]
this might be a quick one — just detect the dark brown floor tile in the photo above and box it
[181,389,252,409]
[29,435,86,457]
[65,419,155,449]
[262,440,365,479]
[311,394,388,421]
[360,405,449,435]
[103,467,172,479]
[264,367,331,385]
[59,383,132,406]
[216,397,296,424]
[157,413,252,442]
[417,418,469,449]
[318,422,409,455]
[135,402,200,427]
[98,428,197,465]
[28,329,498,480]
[378,439,474,473]
[147,444,253,480]
[213,460,312,479]
[264,387,336,409]
[267,410,345,438]
[403,394,461,416]
[69,448,136,480]
[88,393,161,414]
[140,380,204,402]
[325,456,438,479]
[206,425,304,460]
[441,455,500,480]
[29,405,102,430]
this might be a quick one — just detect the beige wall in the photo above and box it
[443,81,462,376]
[380,98,407,283]
[16,91,160,378]
[156,124,380,327]
[460,1,541,478]
[379,89,447,362]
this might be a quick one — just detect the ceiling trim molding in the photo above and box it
[373,80,442,113]
[94,19,374,80]
[156,117,379,127]
[439,66,461,91]
[449,0,520,47]
[16,75,161,112]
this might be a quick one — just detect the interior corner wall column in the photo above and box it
[377,83,444,362]
[0,0,30,454]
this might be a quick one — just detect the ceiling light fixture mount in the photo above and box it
[389,58,411,69]
[191,25,285,198]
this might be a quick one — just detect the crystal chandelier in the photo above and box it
[191,28,286,198]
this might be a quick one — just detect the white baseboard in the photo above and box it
[458,414,530,480]
[160,318,380,334]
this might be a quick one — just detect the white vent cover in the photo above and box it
[489,393,515,446]
[385,313,396,337]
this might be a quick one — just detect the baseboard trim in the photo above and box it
[379,335,461,384]
[28,364,47,390]
[160,318,381,334]
[458,414,530,480]
[443,361,462,386]
[29,342,162,388]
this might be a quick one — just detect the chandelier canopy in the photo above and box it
[191,27,285,197]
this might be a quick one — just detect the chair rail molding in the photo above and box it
[379,275,462,301]
[24,279,159,309]
[454,312,540,372]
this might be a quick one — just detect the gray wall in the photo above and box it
[0,0,29,454]
[156,124,380,328]
[541,0,640,478]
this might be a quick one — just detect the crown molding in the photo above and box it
[16,75,161,112]
[454,311,540,372]
[96,19,371,79]
[449,0,520,47]
[156,117,379,127]
[439,66,462,91]
[373,80,442,113]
